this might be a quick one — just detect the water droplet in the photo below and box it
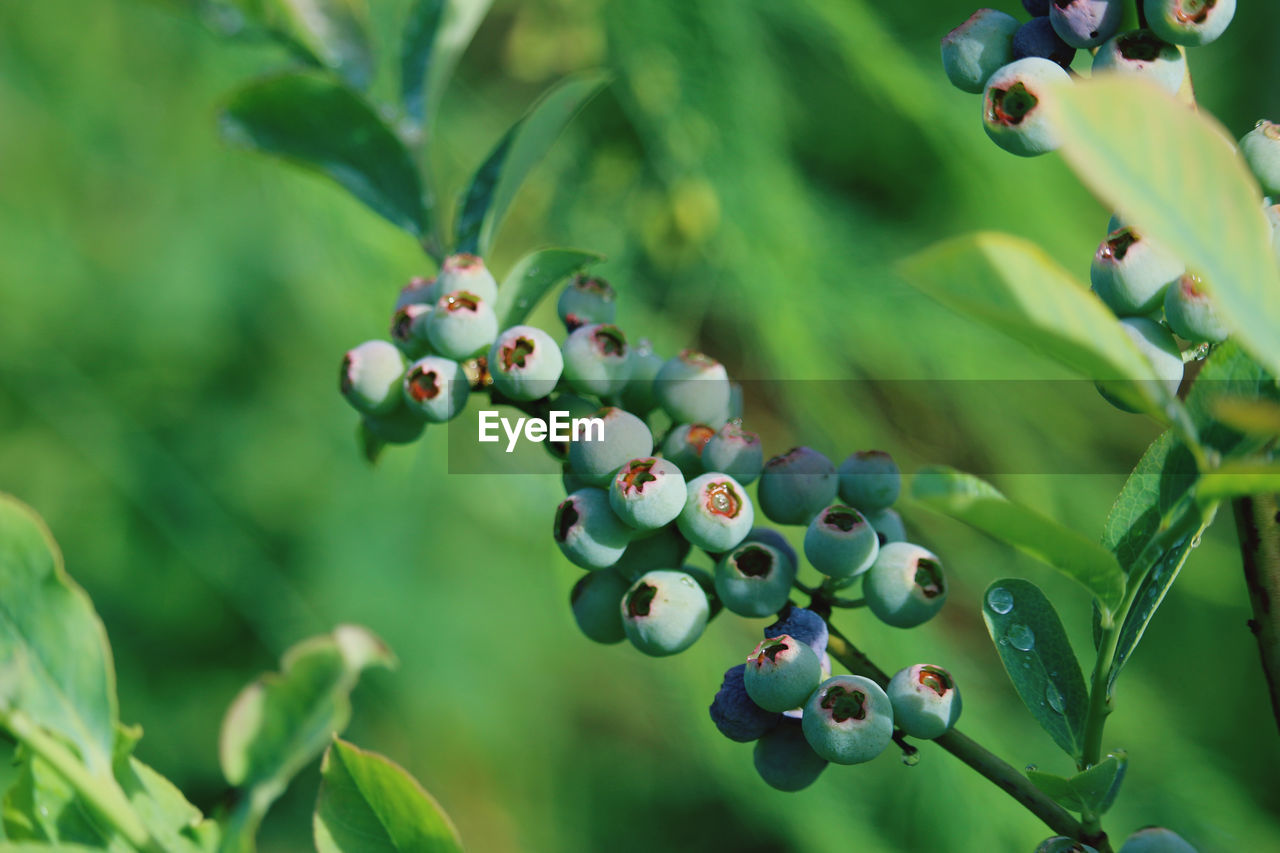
[1190,532,1203,549]
[902,751,921,767]
[987,587,1014,614]
[1007,623,1035,651]
[1046,683,1065,713]
[1025,763,1038,773]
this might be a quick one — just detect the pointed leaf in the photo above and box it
[220,71,427,237]
[277,0,374,89]
[1102,431,1198,571]
[1027,754,1125,816]
[314,739,462,853]
[1046,77,1280,378]
[981,579,1090,759]
[897,232,1175,415]
[494,248,604,328]
[401,0,493,129]
[912,467,1125,611]
[455,71,610,254]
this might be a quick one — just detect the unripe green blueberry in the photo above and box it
[393,275,438,312]
[758,447,838,526]
[425,291,499,360]
[1091,228,1185,316]
[836,450,901,513]
[886,664,962,739]
[714,542,796,617]
[677,472,754,552]
[804,505,880,579]
[1241,120,1280,197]
[982,58,1071,158]
[619,341,663,415]
[436,253,498,303]
[362,405,426,444]
[562,323,632,397]
[753,718,828,792]
[554,487,633,570]
[1164,274,1229,343]
[1144,0,1235,47]
[801,675,894,765]
[621,569,709,656]
[570,568,631,644]
[1036,838,1100,853]
[728,382,744,420]
[655,350,731,427]
[744,527,799,577]
[557,274,617,331]
[612,523,692,581]
[402,356,469,422]
[680,564,723,620]
[489,325,564,401]
[1050,0,1123,49]
[866,508,907,545]
[864,542,948,628]
[1102,317,1185,408]
[562,466,590,495]
[744,635,823,713]
[389,303,433,358]
[1092,30,1186,95]
[661,423,716,477]
[1118,827,1198,852]
[1267,204,1280,268]
[569,407,654,487]
[610,456,687,530]
[940,9,1019,94]
[547,393,600,458]
[703,422,765,485]
[340,340,406,416]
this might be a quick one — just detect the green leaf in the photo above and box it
[896,232,1174,415]
[219,625,394,831]
[220,71,427,237]
[0,495,116,776]
[494,248,604,328]
[911,467,1125,612]
[1197,461,1280,506]
[1102,431,1198,572]
[313,739,462,853]
[401,0,493,130]
[1,752,129,850]
[981,579,1090,760]
[0,844,106,852]
[455,71,610,255]
[116,752,216,853]
[276,0,374,89]
[1027,754,1126,816]
[1046,77,1280,379]
[1185,341,1280,458]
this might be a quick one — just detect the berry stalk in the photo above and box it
[1231,494,1280,734]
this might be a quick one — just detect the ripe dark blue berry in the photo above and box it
[1050,0,1124,50]
[1013,17,1076,69]
[1023,0,1051,14]
[710,663,782,743]
[836,450,901,513]
[752,718,828,792]
[765,606,829,659]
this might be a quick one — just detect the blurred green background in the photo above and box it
[2,1,1278,851]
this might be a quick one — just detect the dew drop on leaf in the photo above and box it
[1046,682,1065,713]
[1007,623,1035,651]
[902,751,921,767]
[987,587,1014,614]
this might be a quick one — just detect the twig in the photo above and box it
[1232,495,1280,734]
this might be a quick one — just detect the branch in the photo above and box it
[1232,494,1280,734]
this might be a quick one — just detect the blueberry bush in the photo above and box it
[2,1,1279,852]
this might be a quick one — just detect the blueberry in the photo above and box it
[393,275,439,312]
[402,356,469,422]
[619,341,664,415]
[1267,204,1280,268]
[1105,317,1185,407]
[1023,0,1051,14]
[804,505,880,579]
[389,303,433,358]
[1118,827,1198,852]
[1013,17,1076,69]
[437,253,498,303]
[801,675,894,765]
[340,340,406,416]
[863,542,948,629]
[940,9,1020,95]
[610,456,687,530]
[661,423,716,477]
[362,405,426,444]
[569,407,654,487]
[757,447,838,526]
[886,664,962,739]
[714,542,796,618]
[1164,274,1229,343]
[680,564,724,621]
[1090,227,1184,316]
[562,323,632,397]
[557,274,617,331]
[1093,30,1186,94]
[1108,211,1127,233]
[425,291,499,360]
[562,465,590,495]
[677,472,754,552]
[570,568,631,644]
[554,488,633,570]
[1144,0,1235,47]
[702,422,765,485]
[744,635,823,712]
[752,718,828,792]
[982,57,1072,158]
[765,606,829,658]
[621,569,710,656]
[1241,120,1280,197]
[745,527,799,577]
[836,450,901,513]
[1036,839,1100,853]
[866,508,907,545]
[548,392,600,458]
[1050,0,1123,49]
[489,325,564,402]
[612,524,692,581]
[709,663,782,743]
[655,350,731,427]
